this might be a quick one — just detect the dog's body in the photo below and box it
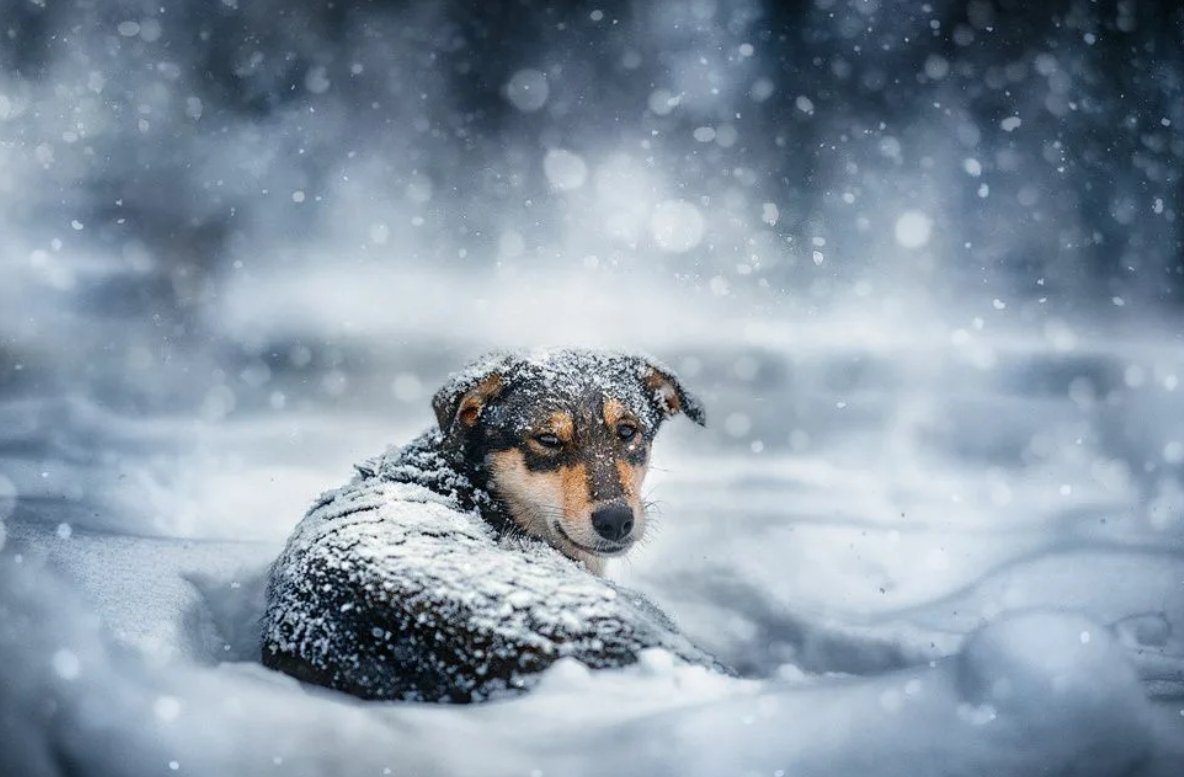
[261,349,715,700]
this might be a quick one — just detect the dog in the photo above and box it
[262,349,715,699]
[361,348,706,574]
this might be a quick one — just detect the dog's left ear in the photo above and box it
[433,355,511,434]
[636,358,706,426]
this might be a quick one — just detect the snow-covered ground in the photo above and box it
[2,317,1183,775]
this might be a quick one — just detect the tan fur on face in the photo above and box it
[616,459,646,501]
[559,461,593,521]
[615,458,648,552]
[549,411,575,442]
[602,398,628,428]
[486,449,557,540]
[525,411,576,455]
[486,449,619,574]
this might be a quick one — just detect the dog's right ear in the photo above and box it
[432,354,512,434]
[637,358,706,427]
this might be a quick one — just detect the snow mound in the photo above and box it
[950,610,1154,775]
[606,610,1157,777]
[957,609,1150,720]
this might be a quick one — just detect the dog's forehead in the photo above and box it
[500,351,654,426]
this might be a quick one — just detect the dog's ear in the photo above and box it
[432,356,510,434]
[636,358,706,426]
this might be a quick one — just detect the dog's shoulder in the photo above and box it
[351,429,485,513]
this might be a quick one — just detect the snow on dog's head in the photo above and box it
[433,349,705,573]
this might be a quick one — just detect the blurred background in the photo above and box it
[1,0,1183,707]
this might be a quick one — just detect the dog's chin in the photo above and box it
[550,522,634,559]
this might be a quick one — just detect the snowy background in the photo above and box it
[2,0,1183,774]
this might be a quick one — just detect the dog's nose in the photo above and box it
[591,504,634,542]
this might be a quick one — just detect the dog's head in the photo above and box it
[432,349,705,570]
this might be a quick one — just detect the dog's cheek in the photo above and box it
[617,458,649,535]
[615,459,647,500]
[558,462,593,531]
[487,449,562,537]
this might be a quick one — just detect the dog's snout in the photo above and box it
[591,504,634,542]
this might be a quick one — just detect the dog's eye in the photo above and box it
[616,423,638,442]
[534,433,563,449]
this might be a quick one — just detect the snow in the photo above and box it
[894,211,933,248]
[648,88,680,115]
[0,473,14,523]
[542,149,588,191]
[750,77,775,101]
[651,199,706,253]
[762,202,780,225]
[2,0,1184,773]
[2,535,1175,776]
[505,69,550,112]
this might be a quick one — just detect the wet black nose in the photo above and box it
[591,504,634,542]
